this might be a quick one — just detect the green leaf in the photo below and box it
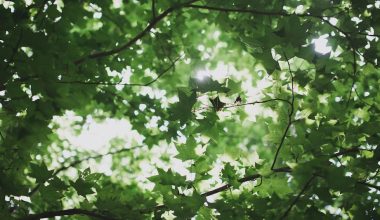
[227,79,242,95]
[169,89,197,124]
[70,178,94,196]
[221,163,240,188]
[148,168,188,187]
[49,177,68,191]
[176,136,198,161]
[30,163,54,183]
[325,167,355,191]
[39,185,63,202]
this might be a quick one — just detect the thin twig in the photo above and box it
[89,4,123,33]
[17,208,118,220]
[29,146,377,217]
[5,30,23,71]
[59,56,182,86]
[34,0,49,21]
[28,146,142,196]
[346,48,357,106]
[280,175,316,219]
[223,98,292,109]
[353,88,371,106]
[193,98,291,113]
[186,4,378,39]
[74,0,200,65]
[271,53,295,170]
[151,0,157,18]
[357,181,380,191]
[149,143,378,213]
[367,168,379,181]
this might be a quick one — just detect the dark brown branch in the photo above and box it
[357,181,380,191]
[59,56,182,86]
[223,98,292,109]
[198,148,368,201]
[147,146,374,213]
[202,166,293,198]
[33,0,49,22]
[17,208,117,220]
[5,30,23,71]
[199,146,370,201]
[88,4,124,33]
[280,175,316,219]
[346,48,357,106]
[186,4,332,18]
[186,4,292,16]
[28,146,142,196]
[194,98,292,113]
[186,4,378,39]
[332,146,361,157]
[74,0,199,65]
[71,3,375,67]
[271,53,295,170]
[353,88,372,106]
[152,0,157,18]
[354,32,380,37]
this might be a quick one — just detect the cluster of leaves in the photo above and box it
[0,0,379,219]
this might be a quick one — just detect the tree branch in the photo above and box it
[17,208,118,220]
[28,146,142,196]
[5,29,23,71]
[60,56,182,86]
[151,0,157,19]
[357,181,380,191]
[28,146,375,218]
[346,47,357,106]
[223,98,292,109]
[185,4,376,38]
[74,0,200,65]
[202,166,293,197]
[174,146,368,203]
[271,53,295,170]
[280,175,316,219]
[194,98,292,113]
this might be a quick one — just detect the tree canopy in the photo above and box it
[1,0,380,219]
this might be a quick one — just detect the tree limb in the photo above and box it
[271,53,294,170]
[223,98,292,109]
[60,56,182,86]
[151,0,157,19]
[74,0,200,65]
[185,4,377,38]
[346,47,358,106]
[5,29,23,71]
[25,146,376,218]
[17,208,118,220]
[151,146,371,211]
[357,181,380,191]
[280,175,316,219]
[28,146,142,196]
[194,98,292,113]
[202,167,292,197]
